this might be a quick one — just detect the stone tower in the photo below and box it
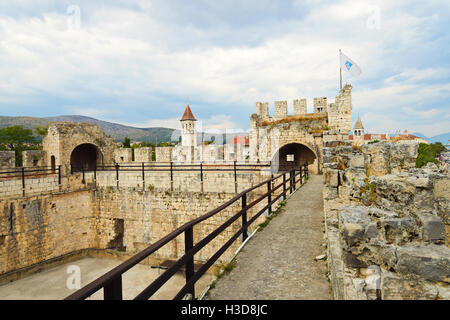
[353,115,364,136]
[180,104,197,147]
[328,84,353,133]
[353,115,365,145]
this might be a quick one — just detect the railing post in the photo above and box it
[93,164,97,187]
[267,180,272,215]
[170,161,174,191]
[241,193,248,242]
[234,160,237,193]
[200,162,203,193]
[283,173,286,200]
[184,226,195,298]
[115,163,119,189]
[142,162,145,190]
[103,275,123,300]
[300,166,303,185]
[293,168,296,191]
[289,170,293,194]
[58,165,62,189]
[81,165,85,184]
[21,167,25,197]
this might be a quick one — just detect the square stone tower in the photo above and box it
[328,84,353,133]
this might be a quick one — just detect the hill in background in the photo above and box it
[413,132,450,145]
[0,115,248,144]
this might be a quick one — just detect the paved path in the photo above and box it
[205,174,331,300]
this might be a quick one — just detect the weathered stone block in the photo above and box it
[381,271,439,300]
[395,245,450,282]
[348,154,365,169]
[381,217,418,245]
[343,223,365,246]
[420,215,446,242]
[344,252,367,268]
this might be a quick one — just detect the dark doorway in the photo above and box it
[108,219,125,250]
[70,143,101,172]
[271,143,316,173]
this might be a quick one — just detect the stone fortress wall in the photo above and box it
[322,140,450,299]
[249,85,353,175]
[0,168,276,280]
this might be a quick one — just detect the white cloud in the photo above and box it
[0,1,448,137]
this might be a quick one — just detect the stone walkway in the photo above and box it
[205,174,331,300]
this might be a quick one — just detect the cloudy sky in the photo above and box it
[0,0,449,136]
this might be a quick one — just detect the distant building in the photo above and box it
[172,104,249,162]
[226,136,250,160]
[180,104,197,147]
[391,130,428,144]
[348,115,389,145]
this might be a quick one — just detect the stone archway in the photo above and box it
[271,143,317,173]
[70,143,102,172]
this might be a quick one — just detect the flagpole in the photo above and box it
[339,49,342,90]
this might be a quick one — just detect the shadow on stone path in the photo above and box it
[205,174,331,300]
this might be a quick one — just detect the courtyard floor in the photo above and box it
[0,257,211,300]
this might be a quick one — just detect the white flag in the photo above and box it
[340,51,362,77]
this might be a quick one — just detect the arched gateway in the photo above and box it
[70,143,103,172]
[42,122,115,175]
[271,143,317,173]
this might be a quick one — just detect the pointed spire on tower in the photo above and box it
[181,104,197,121]
[354,115,364,130]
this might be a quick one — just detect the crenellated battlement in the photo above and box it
[255,97,325,120]
[253,85,352,133]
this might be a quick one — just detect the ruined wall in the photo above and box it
[114,148,133,163]
[134,147,153,162]
[0,151,15,169]
[323,141,450,300]
[42,122,115,175]
[156,147,173,162]
[0,169,272,278]
[22,150,47,168]
[95,189,240,263]
[0,191,96,277]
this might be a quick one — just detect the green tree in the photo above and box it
[429,142,446,157]
[0,125,38,166]
[34,125,49,140]
[416,143,439,168]
[122,137,131,148]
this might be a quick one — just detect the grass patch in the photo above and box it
[204,259,237,296]
[260,113,328,126]
[258,200,286,231]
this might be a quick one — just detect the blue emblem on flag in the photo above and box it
[345,61,352,70]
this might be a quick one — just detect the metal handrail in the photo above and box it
[65,163,309,300]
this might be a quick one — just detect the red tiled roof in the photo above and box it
[395,134,420,140]
[181,104,196,121]
[349,134,387,140]
[227,136,250,146]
